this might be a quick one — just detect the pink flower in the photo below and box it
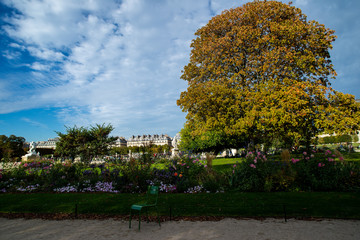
[303,151,307,156]
[254,159,257,163]
[339,156,344,161]
[233,164,237,168]
[250,164,256,169]
[291,158,300,164]
[318,163,325,167]
[193,160,196,163]
[328,158,334,162]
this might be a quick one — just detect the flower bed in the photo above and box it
[1,149,359,193]
[0,157,211,193]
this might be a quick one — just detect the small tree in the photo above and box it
[88,123,116,159]
[55,123,116,162]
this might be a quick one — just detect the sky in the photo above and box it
[0,0,359,142]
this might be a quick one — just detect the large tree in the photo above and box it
[177,0,360,152]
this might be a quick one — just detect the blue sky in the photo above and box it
[0,0,359,142]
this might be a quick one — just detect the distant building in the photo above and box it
[34,134,173,150]
[111,137,127,148]
[127,134,172,147]
[36,137,60,149]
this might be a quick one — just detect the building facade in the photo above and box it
[127,134,172,147]
[111,137,127,148]
[36,137,60,149]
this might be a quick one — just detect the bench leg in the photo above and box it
[138,211,141,230]
[129,209,132,228]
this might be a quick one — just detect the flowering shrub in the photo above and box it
[291,149,360,191]
[230,149,360,192]
[229,151,272,192]
[151,157,208,193]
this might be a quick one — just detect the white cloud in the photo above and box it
[2,49,21,60]
[21,117,48,129]
[30,62,51,71]
[2,0,230,135]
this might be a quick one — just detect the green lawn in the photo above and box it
[1,192,359,219]
[212,158,241,173]
[212,158,242,165]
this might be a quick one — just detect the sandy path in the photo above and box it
[1,218,359,240]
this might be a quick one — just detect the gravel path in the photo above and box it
[1,218,360,240]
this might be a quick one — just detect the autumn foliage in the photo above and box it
[177,0,360,152]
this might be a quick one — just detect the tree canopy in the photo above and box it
[0,135,26,162]
[55,123,116,162]
[177,0,360,152]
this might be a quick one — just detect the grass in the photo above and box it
[0,192,359,219]
[212,158,241,173]
[341,152,360,161]
[212,158,242,166]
